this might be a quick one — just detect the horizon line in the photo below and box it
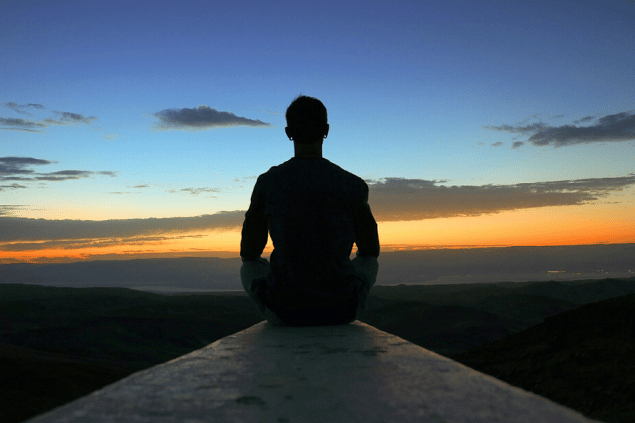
[1,241,633,265]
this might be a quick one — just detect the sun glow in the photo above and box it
[2,200,633,264]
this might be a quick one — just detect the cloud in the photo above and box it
[484,122,548,134]
[3,102,45,115]
[0,211,245,244]
[3,174,634,252]
[1,103,97,132]
[0,157,53,176]
[0,117,47,132]
[512,141,524,149]
[0,205,27,216]
[574,116,595,124]
[49,111,97,125]
[366,175,635,222]
[172,187,221,196]
[102,133,120,141]
[0,183,28,191]
[35,170,116,182]
[0,157,116,185]
[491,142,503,147]
[153,105,272,131]
[485,111,635,147]
[1,234,206,252]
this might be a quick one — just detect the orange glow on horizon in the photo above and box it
[1,203,633,264]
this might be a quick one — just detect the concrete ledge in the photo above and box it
[27,321,600,423]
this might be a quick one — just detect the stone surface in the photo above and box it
[27,321,600,423]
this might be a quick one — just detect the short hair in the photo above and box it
[285,96,328,138]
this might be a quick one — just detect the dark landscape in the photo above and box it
[2,277,635,422]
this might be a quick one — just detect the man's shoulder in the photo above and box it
[325,160,369,194]
[324,159,365,181]
[270,158,365,181]
[255,159,291,184]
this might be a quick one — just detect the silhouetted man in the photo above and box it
[240,95,380,326]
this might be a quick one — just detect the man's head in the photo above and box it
[285,96,329,144]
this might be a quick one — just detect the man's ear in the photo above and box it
[324,124,329,138]
[285,127,293,140]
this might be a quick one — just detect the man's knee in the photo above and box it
[240,258,271,289]
[352,255,379,287]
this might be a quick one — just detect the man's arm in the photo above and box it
[353,182,380,257]
[240,177,268,261]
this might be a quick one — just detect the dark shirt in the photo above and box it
[240,157,379,324]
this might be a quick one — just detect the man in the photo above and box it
[240,95,379,326]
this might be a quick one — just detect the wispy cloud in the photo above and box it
[1,103,97,132]
[1,234,207,252]
[153,105,272,131]
[0,183,28,191]
[485,122,548,135]
[0,205,27,216]
[0,157,116,186]
[46,111,97,125]
[366,175,635,221]
[3,102,45,115]
[485,111,635,147]
[0,117,47,132]
[102,133,120,141]
[34,170,116,182]
[168,187,221,196]
[573,116,595,124]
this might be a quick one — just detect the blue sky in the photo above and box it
[1,0,634,261]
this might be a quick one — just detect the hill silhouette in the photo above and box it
[452,294,635,423]
[0,285,262,423]
[2,278,634,422]
[366,278,635,354]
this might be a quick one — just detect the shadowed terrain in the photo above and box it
[0,286,262,423]
[2,278,634,422]
[452,294,635,423]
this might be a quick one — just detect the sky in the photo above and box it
[1,0,634,264]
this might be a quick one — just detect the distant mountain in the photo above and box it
[1,243,634,291]
[368,278,635,352]
[0,257,243,290]
[452,294,635,423]
[376,244,635,284]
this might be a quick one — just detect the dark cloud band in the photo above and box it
[1,103,97,132]
[3,102,45,114]
[153,105,272,130]
[366,175,635,222]
[485,111,635,147]
[0,157,116,185]
[2,174,634,252]
[1,234,206,252]
[0,211,245,243]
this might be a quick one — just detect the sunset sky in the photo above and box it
[1,0,634,263]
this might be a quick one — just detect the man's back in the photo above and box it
[242,157,377,277]
[240,157,379,324]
